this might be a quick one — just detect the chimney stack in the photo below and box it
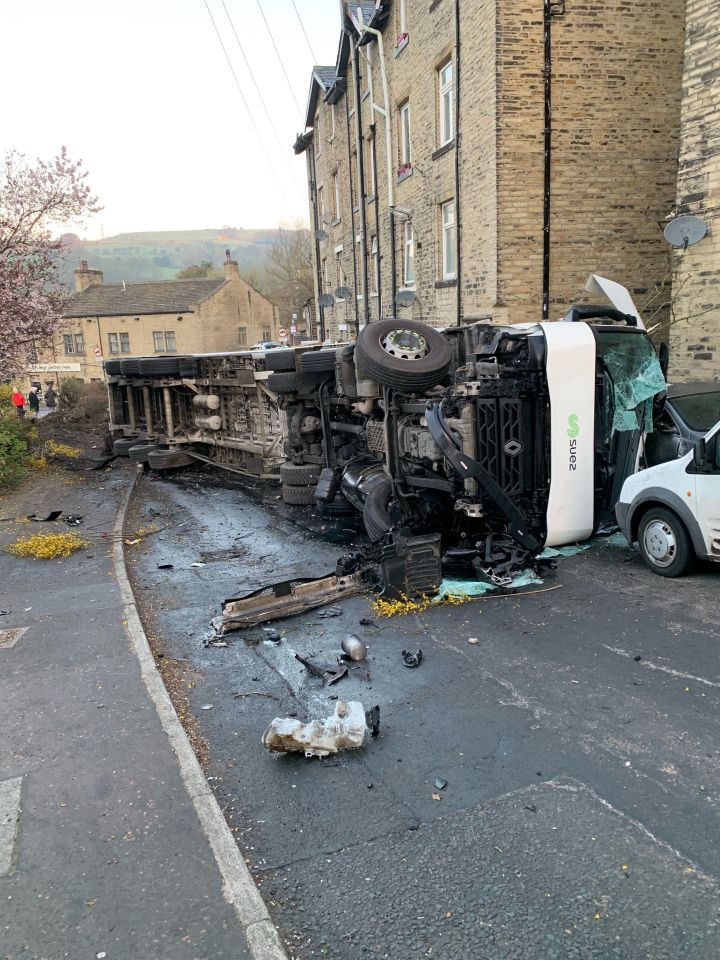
[74,260,104,292]
[224,248,239,280]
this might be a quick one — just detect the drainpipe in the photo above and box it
[455,0,462,325]
[344,83,360,335]
[308,144,326,341]
[542,1,565,321]
[370,125,383,318]
[351,36,370,326]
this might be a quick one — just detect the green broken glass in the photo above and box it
[599,331,666,433]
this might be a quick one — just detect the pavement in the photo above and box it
[0,463,265,960]
[124,466,720,960]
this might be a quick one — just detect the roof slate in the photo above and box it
[64,278,226,318]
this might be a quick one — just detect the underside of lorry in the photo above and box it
[106,302,665,593]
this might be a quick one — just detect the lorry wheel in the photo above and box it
[638,507,695,577]
[281,483,317,505]
[299,349,337,373]
[266,349,297,372]
[147,448,195,470]
[113,437,139,456]
[280,462,321,486]
[267,372,299,394]
[128,443,158,464]
[355,318,452,392]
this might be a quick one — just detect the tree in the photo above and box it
[0,147,100,376]
[260,223,315,331]
[175,260,222,280]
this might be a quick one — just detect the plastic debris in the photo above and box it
[157,562,174,570]
[317,606,343,619]
[435,777,448,790]
[262,627,282,643]
[201,704,214,711]
[467,637,480,645]
[191,561,206,568]
[27,510,62,522]
[262,700,369,758]
[365,704,381,736]
[401,649,423,668]
[341,634,367,661]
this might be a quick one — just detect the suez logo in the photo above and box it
[567,414,580,471]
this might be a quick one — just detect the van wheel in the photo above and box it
[638,507,694,577]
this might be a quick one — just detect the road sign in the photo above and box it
[290,325,297,334]
[278,327,288,338]
[93,345,102,359]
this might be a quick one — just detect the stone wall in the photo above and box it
[669,0,720,382]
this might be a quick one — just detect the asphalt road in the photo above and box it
[126,467,720,960]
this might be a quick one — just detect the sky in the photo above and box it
[0,0,341,238]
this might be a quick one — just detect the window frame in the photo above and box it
[366,137,376,198]
[441,199,457,280]
[108,332,120,355]
[439,59,454,147]
[63,333,75,355]
[164,331,176,353]
[402,221,415,287]
[333,172,341,221]
[370,235,379,295]
[399,101,411,167]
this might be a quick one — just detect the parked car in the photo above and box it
[249,341,283,351]
[645,382,720,467]
[617,419,720,576]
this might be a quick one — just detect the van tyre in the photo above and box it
[638,506,694,578]
[355,318,452,392]
[280,462,321,486]
[147,448,195,470]
[267,372,299,394]
[282,483,317,505]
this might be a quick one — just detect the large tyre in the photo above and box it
[355,319,451,392]
[362,483,392,542]
[266,349,297,372]
[119,359,141,376]
[281,483,317,505]
[147,447,195,470]
[638,506,695,577]
[315,494,357,517]
[178,357,199,378]
[267,372,299,394]
[104,360,121,376]
[128,443,158,464]
[138,357,180,377]
[113,437,139,456]
[299,349,337,373]
[280,462,321,486]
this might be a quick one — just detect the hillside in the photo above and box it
[55,227,286,288]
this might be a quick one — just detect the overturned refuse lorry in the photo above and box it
[106,276,666,592]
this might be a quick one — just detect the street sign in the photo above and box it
[93,345,102,359]
[27,362,81,373]
[278,327,288,338]
[290,325,297,334]
[338,324,348,332]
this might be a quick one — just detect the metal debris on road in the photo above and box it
[468,637,480,645]
[27,510,63,522]
[232,691,279,700]
[365,705,380,737]
[295,653,348,686]
[341,634,367,662]
[317,605,344,619]
[262,700,369,758]
[434,777,448,790]
[401,649,423,668]
[201,704,214,710]
[157,562,174,570]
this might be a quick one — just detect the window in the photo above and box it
[399,102,411,166]
[333,173,341,221]
[366,137,376,197]
[262,328,271,341]
[403,222,415,286]
[335,248,345,297]
[321,258,328,292]
[318,185,325,222]
[109,332,130,354]
[315,112,322,154]
[153,331,176,353]
[439,59,454,147]
[238,326,247,347]
[441,200,457,279]
[119,332,130,353]
[370,236,379,295]
[330,102,336,139]
[63,333,85,355]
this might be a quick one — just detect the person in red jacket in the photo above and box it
[10,387,26,418]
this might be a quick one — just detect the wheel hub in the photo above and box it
[643,520,677,567]
[381,328,428,360]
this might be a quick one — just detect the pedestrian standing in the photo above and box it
[27,386,40,416]
[10,387,26,418]
[44,383,56,409]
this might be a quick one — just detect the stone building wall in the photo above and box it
[669,0,720,382]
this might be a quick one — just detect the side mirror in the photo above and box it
[692,438,707,467]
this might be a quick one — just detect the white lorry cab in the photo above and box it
[616,420,720,577]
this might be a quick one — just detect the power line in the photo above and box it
[220,0,305,194]
[254,0,304,117]
[201,0,296,219]
[291,0,318,63]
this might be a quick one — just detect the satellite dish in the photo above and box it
[315,228,328,241]
[395,289,416,307]
[664,215,707,250]
[319,293,334,308]
[335,286,351,300]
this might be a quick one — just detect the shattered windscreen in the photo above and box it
[599,331,666,433]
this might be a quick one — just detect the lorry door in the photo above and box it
[540,322,597,547]
[693,425,720,560]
